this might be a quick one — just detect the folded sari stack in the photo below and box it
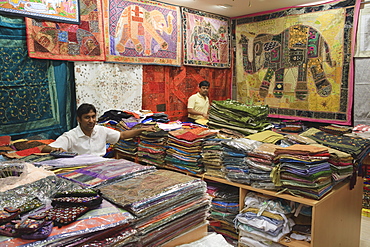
[99,170,210,246]
[57,159,156,188]
[138,130,168,167]
[271,144,333,199]
[165,127,217,174]
[207,181,239,246]
[246,143,280,190]
[222,138,262,184]
[235,192,294,245]
[202,138,228,178]
[208,99,272,136]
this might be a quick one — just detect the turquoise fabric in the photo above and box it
[0,15,76,139]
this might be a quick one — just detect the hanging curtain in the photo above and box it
[0,15,76,140]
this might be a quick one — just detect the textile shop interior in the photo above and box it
[1,0,370,246]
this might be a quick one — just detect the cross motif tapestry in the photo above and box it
[182,7,231,68]
[74,62,143,116]
[142,65,232,121]
[25,0,105,61]
[235,0,360,125]
[103,0,181,66]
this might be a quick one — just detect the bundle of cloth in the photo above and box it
[271,144,333,200]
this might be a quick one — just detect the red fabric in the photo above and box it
[0,136,11,146]
[142,65,232,121]
[3,146,46,159]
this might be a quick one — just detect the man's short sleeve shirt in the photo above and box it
[49,125,120,156]
[187,92,209,119]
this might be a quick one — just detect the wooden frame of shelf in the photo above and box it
[164,171,362,247]
[114,150,363,246]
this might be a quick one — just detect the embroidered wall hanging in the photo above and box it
[0,0,80,24]
[235,0,360,125]
[182,8,230,68]
[74,62,143,116]
[103,0,181,66]
[25,0,105,61]
[142,65,232,121]
[0,15,75,139]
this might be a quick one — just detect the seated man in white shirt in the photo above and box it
[42,103,155,156]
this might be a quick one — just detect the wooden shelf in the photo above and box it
[114,150,363,247]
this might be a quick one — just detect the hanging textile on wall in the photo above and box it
[0,15,76,140]
[355,5,370,57]
[25,0,105,61]
[235,0,360,125]
[74,62,143,116]
[182,8,231,68]
[102,0,181,66]
[0,0,80,24]
[142,65,232,121]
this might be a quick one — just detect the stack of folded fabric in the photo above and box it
[207,181,239,246]
[300,128,370,184]
[113,121,140,161]
[222,138,261,184]
[235,192,294,245]
[246,143,280,190]
[289,203,312,243]
[138,129,168,167]
[310,144,354,184]
[202,138,227,178]
[57,159,156,188]
[319,124,352,135]
[300,128,370,162]
[99,170,210,246]
[165,127,217,174]
[208,99,272,136]
[271,144,333,199]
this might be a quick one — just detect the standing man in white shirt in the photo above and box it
[187,80,210,123]
[42,103,155,156]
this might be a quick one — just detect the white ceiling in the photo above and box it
[158,0,331,18]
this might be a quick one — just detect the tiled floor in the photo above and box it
[361,216,370,247]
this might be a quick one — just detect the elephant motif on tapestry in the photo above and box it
[190,20,228,63]
[239,25,334,100]
[114,5,174,56]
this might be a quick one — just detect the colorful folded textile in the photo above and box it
[57,159,155,188]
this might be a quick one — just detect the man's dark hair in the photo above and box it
[199,80,210,88]
[77,103,96,118]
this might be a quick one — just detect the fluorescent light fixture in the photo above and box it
[217,4,233,8]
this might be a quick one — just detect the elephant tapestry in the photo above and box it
[235,0,360,125]
[182,8,231,68]
[103,0,181,66]
[25,0,105,61]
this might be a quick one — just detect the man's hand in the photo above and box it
[41,145,66,153]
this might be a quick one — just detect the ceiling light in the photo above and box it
[217,4,233,8]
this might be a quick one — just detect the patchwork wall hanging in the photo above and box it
[142,65,232,121]
[25,0,105,61]
[103,0,181,66]
[235,0,360,125]
[74,62,143,116]
[0,0,80,24]
[182,8,230,68]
